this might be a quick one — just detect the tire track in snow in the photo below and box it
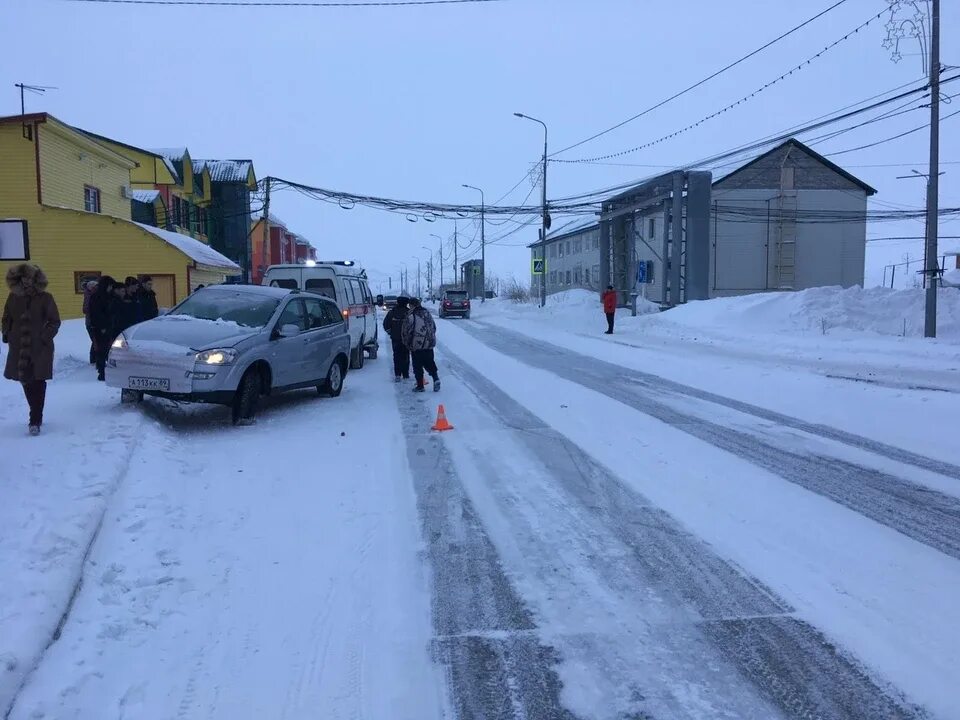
[460,322,960,562]
[478,320,960,482]
[441,351,924,720]
[396,387,579,720]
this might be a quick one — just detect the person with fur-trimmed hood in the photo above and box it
[2,264,61,435]
[401,297,440,392]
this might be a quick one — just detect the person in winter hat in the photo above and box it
[1,264,61,435]
[401,297,440,392]
[112,281,140,338]
[601,285,618,335]
[88,276,118,381]
[82,279,98,364]
[382,296,411,381]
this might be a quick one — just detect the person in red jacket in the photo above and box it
[602,285,617,334]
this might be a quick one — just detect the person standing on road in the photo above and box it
[401,298,440,393]
[383,296,411,382]
[112,281,140,339]
[2,264,61,435]
[82,279,98,364]
[89,276,118,381]
[138,275,159,321]
[602,285,618,335]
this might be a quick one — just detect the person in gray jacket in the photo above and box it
[401,298,440,392]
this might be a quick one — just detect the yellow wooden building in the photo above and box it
[0,113,239,319]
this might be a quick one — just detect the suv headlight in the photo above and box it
[196,348,237,365]
[111,334,128,350]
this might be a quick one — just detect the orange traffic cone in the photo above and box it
[431,404,454,432]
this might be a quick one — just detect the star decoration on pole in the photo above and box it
[882,0,929,72]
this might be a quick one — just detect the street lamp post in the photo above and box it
[430,233,444,291]
[514,112,549,308]
[421,246,434,300]
[462,184,486,302]
[411,255,421,299]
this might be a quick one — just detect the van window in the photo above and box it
[341,278,356,305]
[269,278,298,290]
[305,278,337,300]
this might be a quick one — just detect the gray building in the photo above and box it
[530,139,876,305]
[461,259,484,299]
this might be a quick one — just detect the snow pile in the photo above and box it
[475,289,658,335]
[659,286,960,340]
[943,269,960,288]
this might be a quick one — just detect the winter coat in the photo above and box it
[2,264,61,382]
[82,284,96,322]
[138,289,159,321]
[383,306,409,344]
[88,291,115,338]
[112,298,141,337]
[401,307,437,351]
[602,290,618,314]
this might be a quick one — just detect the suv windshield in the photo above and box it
[171,290,281,328]
[445,291,468,301]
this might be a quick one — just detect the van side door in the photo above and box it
[301,296,342,382]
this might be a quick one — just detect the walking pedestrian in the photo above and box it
[602,285,618,334]
[2,264,61,435]
[138,275,159,321]
[382,296,411,382]
[88,276,118,381]
[401,298,440,393]
[82,279,98,364]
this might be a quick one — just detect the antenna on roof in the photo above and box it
[14,83,57,140]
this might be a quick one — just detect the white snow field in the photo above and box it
[1,285,958,720]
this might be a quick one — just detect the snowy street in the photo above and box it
[2,290,959,720]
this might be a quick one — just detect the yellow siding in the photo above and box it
[0,207,190,320]
[189,267,227,292]
[0,124,39,213]
[39,125,132,219]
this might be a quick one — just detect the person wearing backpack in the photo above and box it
[382,296,411,382]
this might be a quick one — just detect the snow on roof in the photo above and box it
[251,211,287,228]
[151,147,189,162]
[193,159,253,183]
[133,222,240,271]
[131,189,160,204]
[528,217,599,247]
[162,158,180,182]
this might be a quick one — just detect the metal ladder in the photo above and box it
[776,190,798,289]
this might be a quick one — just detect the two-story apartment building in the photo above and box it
[192,159,257,279]
[250,213,317,285]
[0,113,239,318]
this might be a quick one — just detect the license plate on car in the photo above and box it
[129,376,169,391]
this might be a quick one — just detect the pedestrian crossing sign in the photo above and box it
[532,258,545,275]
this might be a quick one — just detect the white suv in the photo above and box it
[263,261,379,369]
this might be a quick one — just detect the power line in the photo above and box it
[64,0,499,5]
[553,6,888,165]
[551,0,851,157]
[825,107,960,156]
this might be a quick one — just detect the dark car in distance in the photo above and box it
[439,290,471,319]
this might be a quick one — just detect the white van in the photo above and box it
[263,262,379,369]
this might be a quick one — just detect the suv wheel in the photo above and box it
[232,368,261,425]
[350,336,366,370]
[319,359,345,397]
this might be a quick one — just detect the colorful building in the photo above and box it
[192,160,257,279]
[0,113,239,318]
[249,213,317,285]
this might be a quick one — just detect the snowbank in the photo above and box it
[659,286,960,341]
[943,269,960,288]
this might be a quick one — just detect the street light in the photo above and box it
[430,233,444,290]
[399,262,408,295]
[462,183,485,302]
[421,245,434,300]
[411,255,421,299]
[514,112,549,308]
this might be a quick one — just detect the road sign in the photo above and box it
[532,258,545,275]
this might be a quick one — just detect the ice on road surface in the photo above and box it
[2,289,958,720]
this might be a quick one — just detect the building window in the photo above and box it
[74,270,101,294]
[549,243,557,258]
[649,218,656,239]
[593,235,600,250]
[550,270,557,286]
[83,186,101,213]
[593,264,600,280]
[558,242,564,258]
[566,241,571,256]
[566,270,571,285]
[585,268,591,285]
[574,239,582,254]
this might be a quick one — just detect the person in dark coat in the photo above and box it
[401,298,439,392]
[602,285,618,334]
[382,296,410,382]
[2,264,61,434]
[138,275,159,321]
[82,279,98,364]
[112,282,140,339]
[88,276,118,381]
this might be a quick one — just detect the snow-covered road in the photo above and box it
[2,297,957,719]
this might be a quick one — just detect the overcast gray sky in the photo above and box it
[2,0,957,291]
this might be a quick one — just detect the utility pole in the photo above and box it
[514,113,549,307]
[454,221,459,288]
[463,185,486,302]
[261,177,270,279]
[924,0,941,337]
[431,233,444,291]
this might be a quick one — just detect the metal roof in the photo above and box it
[193,159,254,183]
[131,189,160,204]
[134,222,240,271]
[527,217,599,248]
